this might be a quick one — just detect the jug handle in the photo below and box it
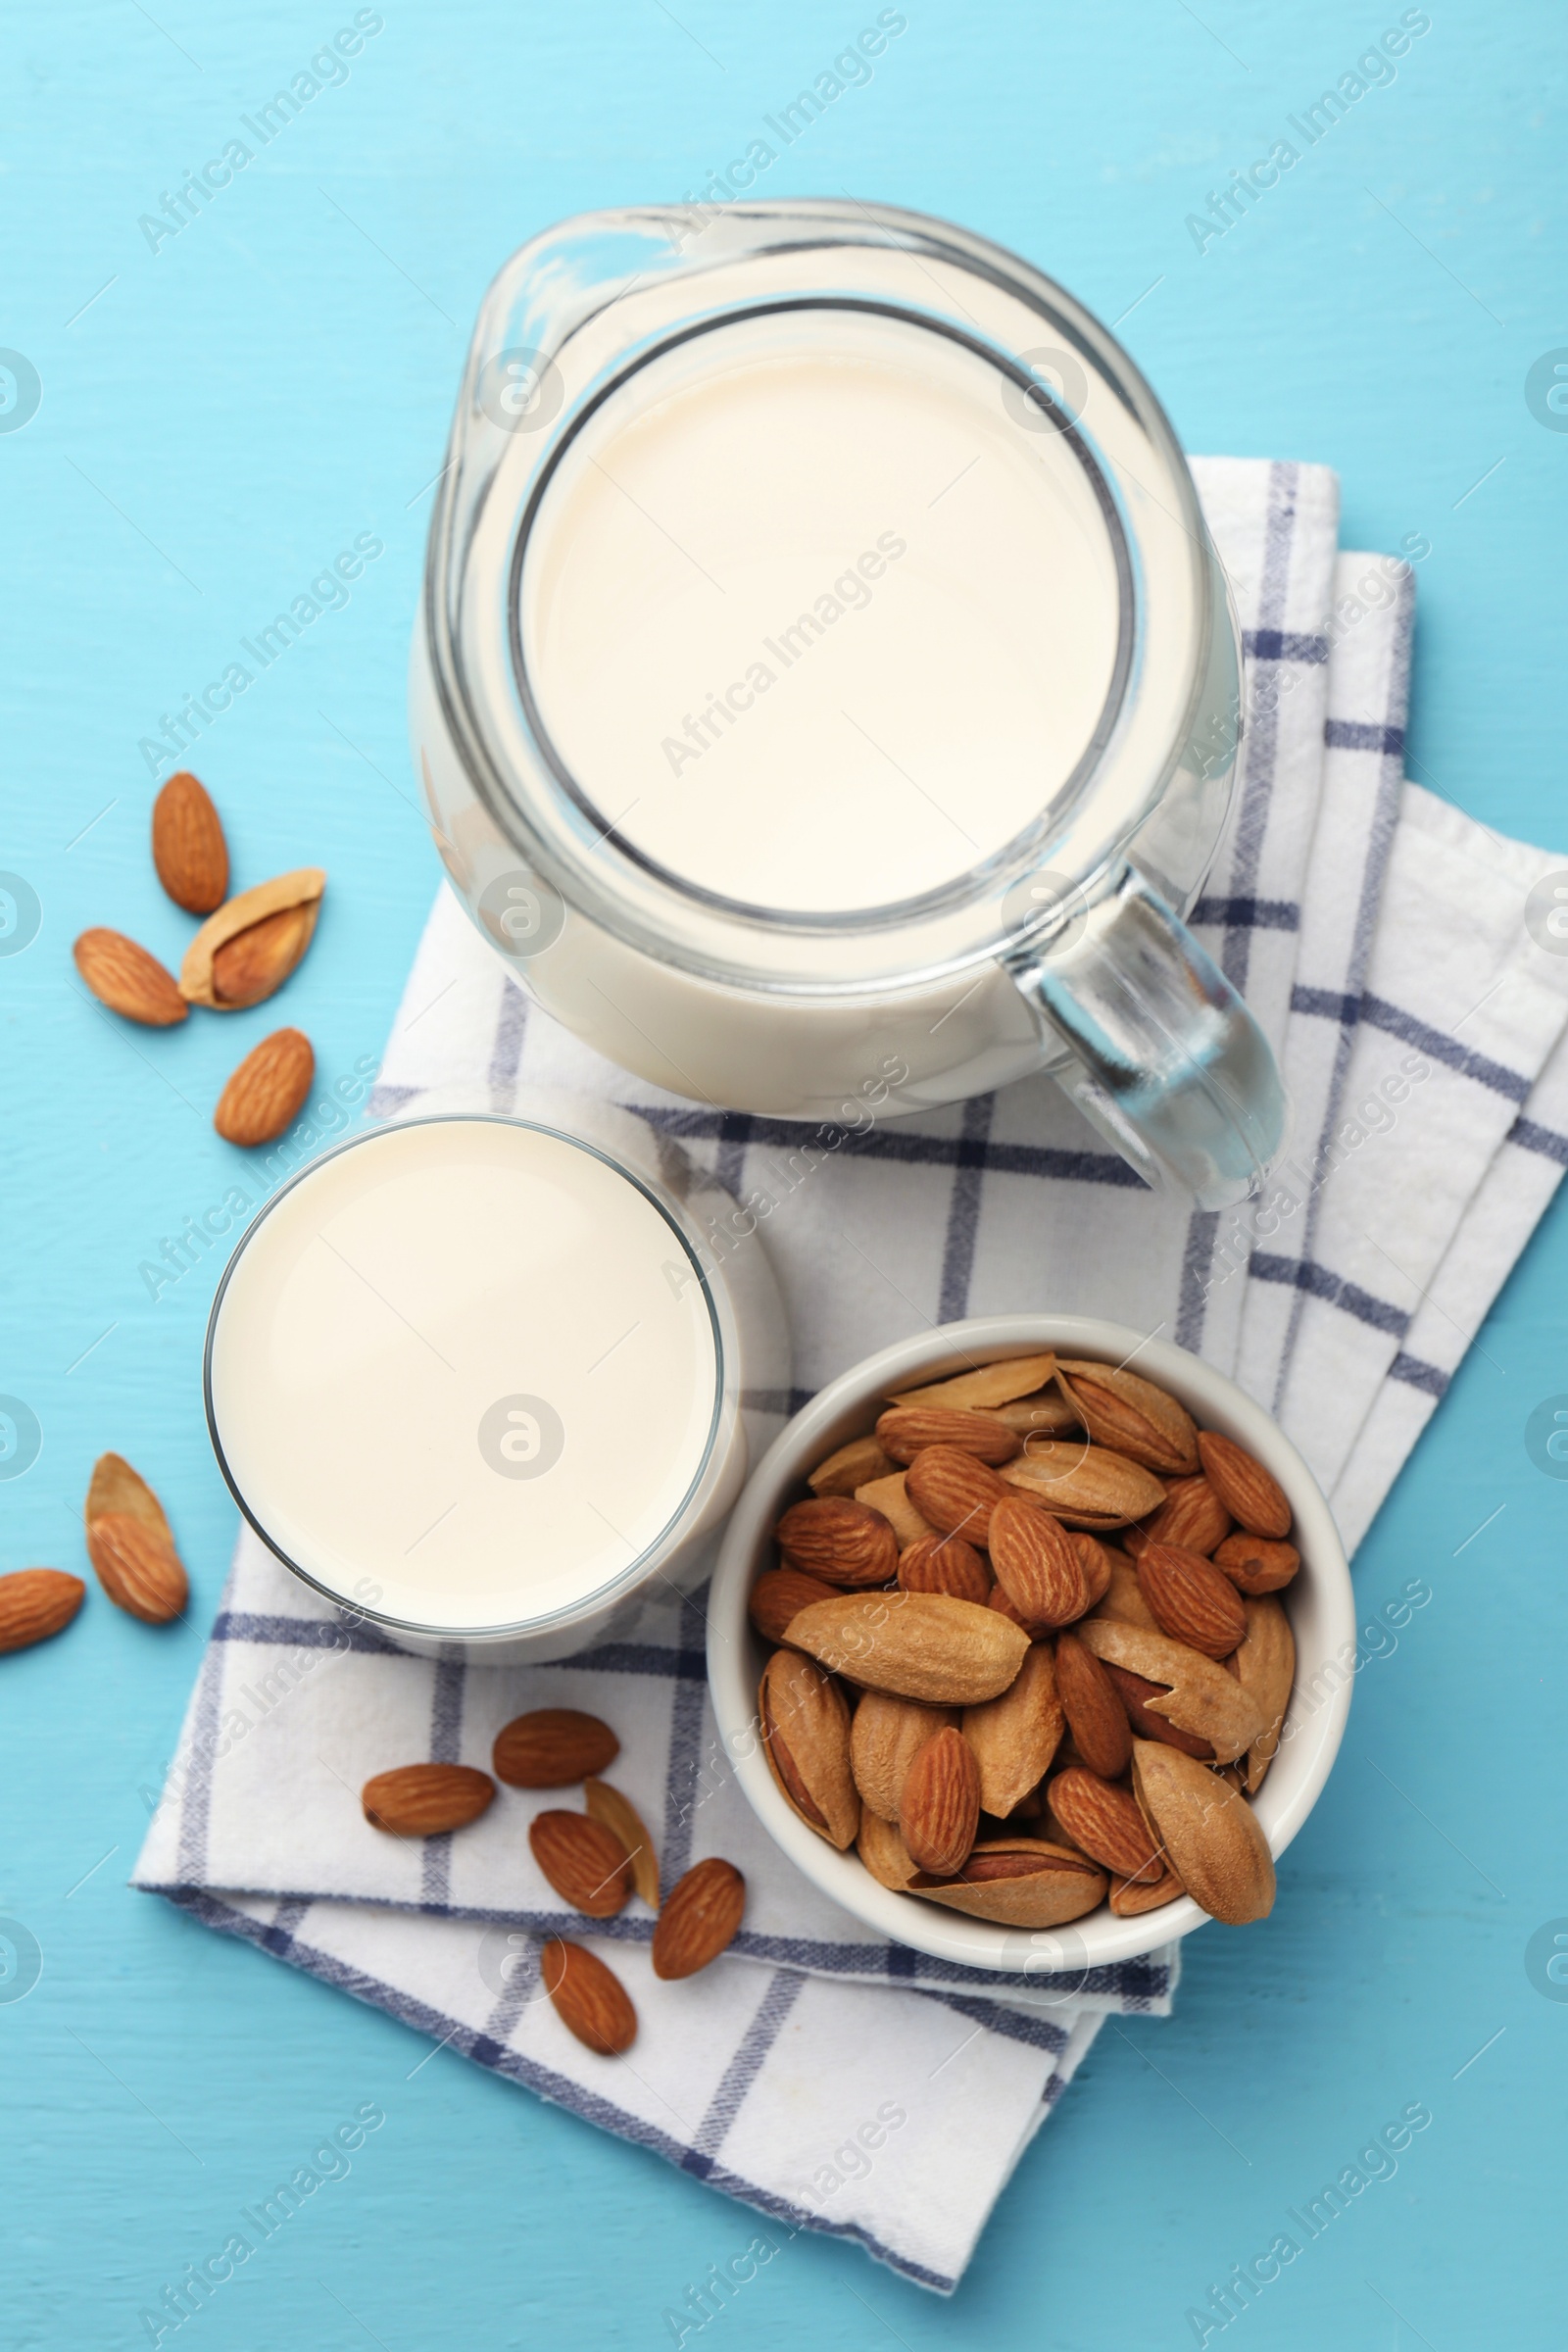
[1006,863,1288,1210]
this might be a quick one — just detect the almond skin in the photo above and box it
[1125,1475,1231,1560]
[1054,1630,1133,1780]
[152,770,228,912]
[1102,1662,1215,1760]
[1054,1360,1200,1476]
[858,1808,919,1890]
[493,1708,618,1787]
[541,1937,636,2054]
[904,1446,1008,1544]
[583,1778,661,1909]
[760,1646,859,1847]
[786,1590,1029,1707]
[854,1470,936,1547]
[74,929,187,1026]
[1135,1541,1248,1659]
[887,1352,1058,1413]
[1000,1443,1164,1530]
[179,869,325,1010]
[214,1027,315,1147]
[1232,1593,1296,1794]
[1211,1532,1300,1594]
[362,1762,495,1836]
[1048,1765,1163,1880]
[875,1406,1020,1466]
[652,1857,746,1979]
[1110,1865,1186,1916]
[1076,1619,1265,1764]
[86,1513,187,1623]
[1197,1431,1292,1539]
[748,1565,838,1643]
[1087,1553,1159,1632]
[909,1837,1106,1928]
[850,1690,960,1821]
[988,1494,1090,1629]
[961,1641,1063,1817]
[0,1568,86,1654]
[775,1496,898,1589]
[897,1532,991,1604]
[808,1434,897,1496]
[899,1725,981,1876]
[529,1810,634,1916]
[1131,1740,1276,1925]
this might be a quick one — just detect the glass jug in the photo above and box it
[412,200,1286,1208]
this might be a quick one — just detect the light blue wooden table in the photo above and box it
[3,4,1563,2343]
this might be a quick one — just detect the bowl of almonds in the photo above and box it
[708,1316,1354,1971]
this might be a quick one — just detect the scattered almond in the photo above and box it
[541,1937,636,2054]
[652,1858,746,1979]
[214,1027,315,1147]
[83,1447,187,1622]
[362,1762,495,1836]
[151,770,228,913]
[0,1568,86,1654]
[1197,1430,1293,1539]
[179,868,325,1009]
[584,1778,661,1908]
[493,1708,618,1787]
[74,929,188,1026]
[528,1809,633,1916]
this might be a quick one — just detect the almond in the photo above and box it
[179,868,325,1009]
[529,1810,633,1916]
[749,1565,838,1643]
[899,1725,980,1875]
[904,1446,1008,1544]
[1076,1619,1265,1764]
[214,1027,315,1147]
[988,1494,1090,1628]
[988,1585,1050,1638]
[86,1513,187,1623]
[786,1591,1029,1707]
[493,1707,619,1787]
[875,1406,1020,1466]
[760,1646,859,1847]
[775,1496,897,1589]
[541,1937,636,2054]
[858,1808,918,1889]
[1054,1360,1200,1476]
[1072,1533,1115,1607]
[584,1778,661,1908]
[1232,1593,1296,1794]
[886,1352,1058,1412]
[1211,1532,1300,1594]
[961,1642,1063,1816]
[151,770,228,912]
[1054,1630,1133,1780]
[652,1857,745,1978]
[897,1532,991,1604]
[808,1433,897,1496]
[1196,1430,1292,1539]
[1087,1552,1159,1632]
[1125,1475,1231,1559]
[1131,1740,1275,1925]
[1048,1765,1162,1881]
[908,1837,1106,1928]
[850,1690,960,1821]
[1110,1865,1186,1916]
[1001,1443,1164,1529]
[1102,1662,1216,1760]
[1135,1541,1248,1659]
[73,928,187,1026]
[980,1389,1082,1437]
[853,1470,936,1547]
[362,1762,495,1836]
[0,1568,86,1654]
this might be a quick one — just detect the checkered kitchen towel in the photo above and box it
[136,460,1568,2291]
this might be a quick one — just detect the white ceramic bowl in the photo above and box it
[708,1315,1354,1975]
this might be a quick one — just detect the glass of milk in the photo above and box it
[414,200,1282,1209]
[204,1113,785,1662]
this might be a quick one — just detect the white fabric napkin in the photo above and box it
[136,459,1568,2292]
